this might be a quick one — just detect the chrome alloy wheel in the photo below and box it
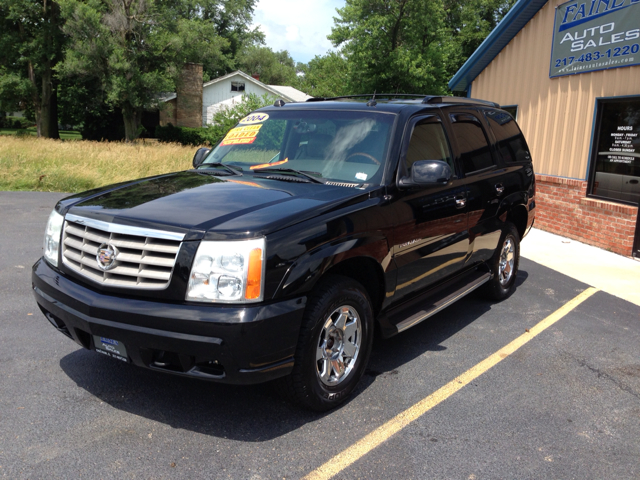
[316,305,362,386]
[498,237,515,286]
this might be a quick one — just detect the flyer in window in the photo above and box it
[220,124,262,146]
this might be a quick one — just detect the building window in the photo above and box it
[231,81,245,92]
[502,105,518,120]
[588,97,640,205]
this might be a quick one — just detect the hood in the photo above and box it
[61,171,371,239]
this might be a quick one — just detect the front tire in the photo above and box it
[483,222,520,300]
[279,275,374,411]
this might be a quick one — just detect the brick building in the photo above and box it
[450,0,640,258]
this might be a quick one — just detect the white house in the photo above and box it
[202,70,311,125]
[159,69,311,128]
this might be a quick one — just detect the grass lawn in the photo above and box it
[0,127,82,140]
[0,136,196,193]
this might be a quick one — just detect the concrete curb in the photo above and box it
[521,228,640,306]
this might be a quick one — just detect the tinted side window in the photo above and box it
[405,122,453,172]
[450,114,494,173]
[483,109,531,164]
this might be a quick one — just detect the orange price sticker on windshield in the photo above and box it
[220,124,262,146]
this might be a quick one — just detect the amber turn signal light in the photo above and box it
[245,248,263,300]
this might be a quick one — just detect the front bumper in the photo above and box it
[32,258,306,384]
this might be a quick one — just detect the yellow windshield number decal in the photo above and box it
[220,124,262,146]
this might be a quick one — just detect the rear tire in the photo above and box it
[483,222,520,300]
[278,275,374,411]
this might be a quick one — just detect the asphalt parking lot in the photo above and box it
[1,191,639,479]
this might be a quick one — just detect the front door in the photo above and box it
[390,115,469,304]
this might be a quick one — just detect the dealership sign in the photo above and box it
[550,0,640,77]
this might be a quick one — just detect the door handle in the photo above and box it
[495,184,505,195]
[455,197,466,208]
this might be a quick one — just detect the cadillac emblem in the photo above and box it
[96,243,118,271]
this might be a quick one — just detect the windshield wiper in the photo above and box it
[197,163,243,176]
[252,168,325,184]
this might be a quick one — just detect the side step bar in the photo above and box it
[389,270,492,335]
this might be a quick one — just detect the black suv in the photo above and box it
[33,95,535,410]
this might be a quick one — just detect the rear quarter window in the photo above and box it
[484,110,531,164]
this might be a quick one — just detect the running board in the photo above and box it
[393,271,492,334]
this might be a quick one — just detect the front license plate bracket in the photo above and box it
[93,335,129,362]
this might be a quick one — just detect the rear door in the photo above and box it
[445,108,509,264]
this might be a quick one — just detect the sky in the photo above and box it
[251,0,346,64]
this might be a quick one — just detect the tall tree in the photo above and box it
[236,46,298,85]
[0,0,66,138]
[58,74,126,140]
[158,0,264,80]
[296,52,350,98]
[444,0,517,78]
[325,0,517,95]
[329,0,453,95]
[59,0,256,141]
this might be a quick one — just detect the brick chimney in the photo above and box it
[252,73,260,81]
[176,63,203,128]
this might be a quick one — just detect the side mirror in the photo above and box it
[192,147,211,168]
[399,160,452,188]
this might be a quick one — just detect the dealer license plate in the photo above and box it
[93,336,128,362]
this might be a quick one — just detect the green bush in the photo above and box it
[207,93,276,138]
[15,128,32,137]
[155,123,210,146]
[16,117,32,129]
[4,116,32,129]
[0,117,33,128]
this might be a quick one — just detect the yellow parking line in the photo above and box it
[303,287,599,480]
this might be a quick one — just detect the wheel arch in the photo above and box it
[506,203,529,240]
[273,235,390,318]
[497,192,529,240]
[323,256,386,317]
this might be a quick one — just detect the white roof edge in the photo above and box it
[158,92,177,103]
[203,70,310,102]
[267,85,312,102]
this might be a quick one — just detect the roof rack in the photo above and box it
[306,94,500,108]
[306,94,426,102]
[422,96,500,108]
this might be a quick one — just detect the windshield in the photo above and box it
[200,110,395,185]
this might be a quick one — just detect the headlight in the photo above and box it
[186,238,265,303]
[43,209,64,267]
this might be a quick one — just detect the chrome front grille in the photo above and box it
[61,214,184,289]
